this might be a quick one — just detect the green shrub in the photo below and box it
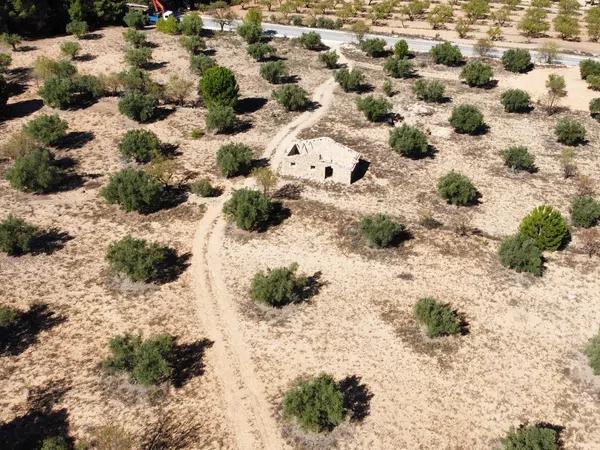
[501,425,559,450]
[360,38,387,57]
[216,143,253,177]
[359,214,406,248]
[118,91,158,122]
[587,74,600,91]
[414,297,460,337]
[75,74,105,99]
[103,333,174,385]
[335,68,365,92]
[101,168,164,213]
[199,66,239,108]
[580,58,600,80]
[555,117,586,146]
[591,98,600,121]
[222,188,272,231]
[272,84,310,111]
[0,306,19,328]
[40,436,69,450]
[437,171,478,206]
[519,205,569,251]
[180,35,206,54]
[585,328,600,375]
[66,20,89,38]
[238,22,263,44]
[394,39,410,58]
[106,235,170,282]
[356,95,392,122]
[501,89,531,113]
[298,31,323,50]
[502,48,532,73]
[39,76,77,109]
[119,129,162,163]
[0,54,11,73]
[460,60,493,87]
[191,178,218,197]
[383,79,393,97]
[430,42,463,66]
[0,216,38,255]
[118,67,157,94]
[123,29,147,48]
[125,47,152,68]
[124,10,146,29]
[384,56,414,78]
[570,196,600,228]
[60,41,81,59]
[282,374,345,432]
[156,16,179,35]
[5,149,63,194]
[389,124,428,158]
[498,234,543,276]
[206,105,236,133]
[247,43,275,61]
[23,114,68,145]
[412,79,445,102]
[502,146,535,172]
[449,104,485,134]
[259,60,288,84]
[190,54,215,76]
[319,50,339,69]
[180,12,203,36]
[250,263,307,306]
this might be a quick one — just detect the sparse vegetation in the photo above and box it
[414,297,461,337]
[260,60,288,84]
[191,178,219,197]
[555,117,586,146]
[570,196,600,228]
[247,43,275,61]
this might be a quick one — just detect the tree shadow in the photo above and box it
[81,33,103,40]
[149,107,177,123]
[0,304,66,357]
[144,61,168,71]
[338,375,373,422]
[2,99,44,120]
[355,83,374,94]
[30,229,73,255]
[297,271,325,302]
[155,250,191,284]
[76,53,96,62]
[261,201,291,231]
[141,412,204,450]
[251,157,270,170]
[351,159,370,183]
[272,183,304,200]
[235,97,268,114]
[279,74,299,84]
[55,131,95,150]
[158,187,189,212]
[7,81,28,97]
[231,119,253,134]
[171,338,214,388]
[16,45,37,52]
[0,408,72,450]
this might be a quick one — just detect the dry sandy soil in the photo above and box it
[1,23,600,450]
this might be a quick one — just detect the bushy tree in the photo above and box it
[33,57,76,81]
[463,0,490,22]
[118,67,157,95]
[384,56,414,78]
[430,42,463,66]
[156,16,180,34]
[437,171,478,206]
[282,374,345,432]
[298,31,323,50]
[124,10,146,29]
[190,54,216,76]
[238,22,263,44]
[414,297,460,337]
[389,124,429,158]
[23,114,68,145]
[101,168,164,213]
[502,146,535,172]
[106,235,170,282]
[412,79,445,102]
[222,188,272,231]
[394,40,410,58]
[216,143,253,177]
[118,91,158,123]
[335,68,365,92]
[272,84,310,111]
[356,95,392,122]
[0,216,38,256]
[319,50,339,69]
[460,60,493,87]
[555,117,586,146]
[125,47,152,68]
[247,43,275,61]
[250,263,307,307]
[498,234,543,276]
[519,205,568,251]
[501,89,531,113]
[518,7,550,37]
[360,213,406,248]
[501,425,559,450]
[554,12,580,40]
[579,59,600,80]
[591,98,600,121]
[180,12,203,36]
[94,0,128,25]
[5,149,63,194]
[39,76,77,109]
[427,4,454,29]
[259,60,288,84]
[199,66,239,108]
[586,7,600,41]
[60,41,81,60]
[501,48,532,73]
[449,104,485,134]
[360,38,387,57]
[119,129,162,163]
[206,105,236,133]
[570,196,600,228]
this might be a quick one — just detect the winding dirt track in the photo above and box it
[190,54,344,449]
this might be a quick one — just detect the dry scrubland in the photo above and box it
[1,21,600,450]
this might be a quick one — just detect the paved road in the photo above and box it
[202,16,596,67]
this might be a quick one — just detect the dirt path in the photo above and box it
[189,62,341,449]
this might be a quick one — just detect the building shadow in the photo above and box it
[351,159,370,183]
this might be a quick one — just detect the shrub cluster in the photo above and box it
[101,168,164,213]
[501,425,559,450]
[60,41,81,60]
[298,31,323,50]
[389,124,429,158]
[519,205,569,251]
[360,38,387,57]
[570,196,600,228]
[123,29,147,48]
[501,89,531,113]
[356,95,392,122]
[23,114,68,145]
[498,234,543,276]
[66,20,89,38]
[222,188,272,231]
[106,235,170,282]
[0,216,38,256]
[501,48,533,73]
[272,84,310,111]
[199,66,239,108]
[437,171,478,206]
[39,73,104,109]
[414,297,460,337]
[119,129,162,163]
[125,47,152,68]
[250,263,307,307]
[216,143,253,177]
[384,56,414,78]
[335,68,365,92]
[412,79,445,102]
[430,42,463,66]
[502,146,536,172]
[359,214,406,248]
[460,60,493,87]
[449,104,485,134]
[555,117,586,146]
[206,105,236,134]
[586,328,600,375]
[5,149,64,193]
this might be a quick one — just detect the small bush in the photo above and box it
[164,74,193,105]
[247,43,275,61]
[319,50,339,69]
[587,74,600,91]
[222,188,272,231]
[360,38,387,57]
[460,60,493,87]
[501,89,531,113]
[412,79,445,102]
[580,58,600,80]
[498,234,543,276]
[394,39,409,58]
[106,235,170,282]
[206,105,236,134]
[250,263,307,307]
[123,29,147,48]
[384,56,414,78]
[66,20,89,38]
[389,124,428,158]
[591,98,600,121]
[272,84,310,111]
[356,95,392,122]
[502,146,536,172]
[119,129,162,163]
[570,196,600,228]
[5,149,63,194]
[101,168,164,213]
[335,68,365,92]
[282,374,345,432]
[191,178,218,197]
[0,54,11,73]
[501,425,559,450]
[360,214,406,248]
[60,41,81,59]
[259,60,288,84]
[0,306,19,328]
[519,205,569,251]
[449,104,485,134]
[39,76,77,109]
[501,48,532,73]
[199,66,239,108]
[118,91,158,122]
[216,143,253,177]
[437,171,478,206]
[190,54,215,76]
[156,16,179,35]
[237,22,263,44]
[23,114,68,145]
[383,79,393,97]
[103,333,174,385]
[298,31,323,50]
[0,216,38,255]
[124,10,146,29]
[414,297,460,337]
[180,13,203,36]
[180,35,206,54]
[125,47,152,68]
[430,42,463,66]
[555,117,586,146]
